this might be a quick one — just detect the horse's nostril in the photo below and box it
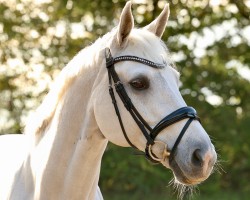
[191,149,203,167]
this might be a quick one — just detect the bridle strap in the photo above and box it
[113,55,165,69]
[105,48,200,163]
[106,49,154,149]
[108,85,138,149]
[150,107,200,140]
[108,68,155,146]
[169,118,194,162]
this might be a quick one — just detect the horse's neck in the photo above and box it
[28,62,108,199]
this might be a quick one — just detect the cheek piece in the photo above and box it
[105,48,200,164]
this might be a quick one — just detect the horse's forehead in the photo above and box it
[122,29,168,58]
[112,29,176,76]
[116,60,179,88]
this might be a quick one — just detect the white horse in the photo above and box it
[0,2,217,199]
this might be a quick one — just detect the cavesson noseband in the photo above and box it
[105,48,200,163]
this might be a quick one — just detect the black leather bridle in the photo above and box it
[105,48,200,163]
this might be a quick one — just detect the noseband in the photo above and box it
[105,48,200,163]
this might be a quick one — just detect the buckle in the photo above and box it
[147,140,170,162]
[105,48,114,68]
[106,58,114,68]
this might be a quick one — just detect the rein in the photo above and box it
[105,48,200,163]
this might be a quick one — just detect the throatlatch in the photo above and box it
[105,48,200,163]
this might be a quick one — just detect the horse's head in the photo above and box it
[94,1,217,186]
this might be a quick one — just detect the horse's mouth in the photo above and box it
[169,158,203,186]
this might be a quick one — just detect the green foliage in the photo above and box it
[1,0,250,198]
[101,144,173,193]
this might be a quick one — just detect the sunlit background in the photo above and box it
[0,0,250,199]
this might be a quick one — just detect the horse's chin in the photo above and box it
[173,174,202,186]
[160,162,194,186]
[168,158,206,186]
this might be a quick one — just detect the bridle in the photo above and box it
[105,48,200,164]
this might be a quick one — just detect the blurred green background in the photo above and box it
[0,0,250,199]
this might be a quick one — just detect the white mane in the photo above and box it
[24,31,113,137]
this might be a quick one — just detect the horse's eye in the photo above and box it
[129,77,149,90]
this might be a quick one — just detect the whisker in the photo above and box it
[167,177,198,200]
[214,160,226,174]
[213,152,227,175]
[168,178,175,187]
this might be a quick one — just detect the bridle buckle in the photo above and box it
[148,140,171,162]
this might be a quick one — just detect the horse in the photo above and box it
[0,1,217,199]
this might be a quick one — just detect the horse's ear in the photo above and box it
[144,3,170,38]
[116,1,134,47]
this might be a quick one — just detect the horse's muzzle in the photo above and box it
[169,143,217,185]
